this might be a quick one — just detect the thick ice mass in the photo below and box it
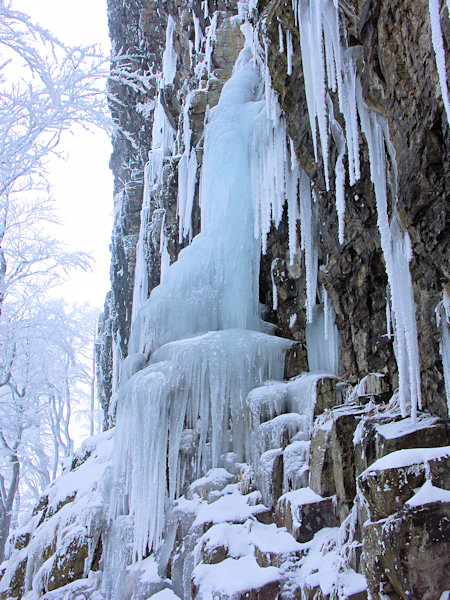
[112,48,294,557]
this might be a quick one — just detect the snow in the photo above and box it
[279,487,324,507]
[193,489,267,527]
[375,414,440,440]
[0,431,114,598]
[406,480,450,507]
[148,590,182,599]
[127,555,160,584]
[193,554,279,597]
[361,446,450,474]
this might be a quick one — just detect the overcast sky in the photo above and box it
[14,0,115,311]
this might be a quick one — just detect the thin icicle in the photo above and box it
[160,213,170,282]
[327,94,346,244]
[429,0,450,125]
[177,93,198,242]
[299,169,318,323]
[278,23,284,53]
[271,260,278,310]
[193,12,202,54]
[286,29,293,76]
[386,285,392,339]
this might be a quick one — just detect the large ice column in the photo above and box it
[128,48,269,358]
[111,47,295,559]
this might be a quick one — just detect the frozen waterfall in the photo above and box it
[110,47,294,560]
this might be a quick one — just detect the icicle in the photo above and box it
[278,23,285,53]
[160,213,170,282]
[177,93,198,242]
[162,16,177,86]
[341,48,361,185]
[327,94,346,244]
[204,12,218,76]
[193,12,202,54]
[271,260,278,311]
[438,286,450,416]
[287,139,300,265]
[429,0,450,125]
[386,285,392,339]
[323,284,329,340]
[286,29,293,76]
[299,169,318,323]
[113,331,291,556]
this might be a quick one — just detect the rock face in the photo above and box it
[2,0,449,599]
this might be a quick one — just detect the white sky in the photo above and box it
[14,0,114,311]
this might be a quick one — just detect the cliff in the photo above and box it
[1,1,449,599]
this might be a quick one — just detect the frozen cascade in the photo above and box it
[111,47,295,561]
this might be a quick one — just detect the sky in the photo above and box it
[14,0,114,311]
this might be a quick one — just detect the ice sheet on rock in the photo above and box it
[258,413,309,455]
[258,448,283,507]
[406,480,450,507]
[245,373,324,469]
[193,554,279,598]
[113,329,290,556]
[186,468,236,501]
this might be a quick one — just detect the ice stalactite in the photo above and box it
[177,93,198,243]
[162,16,177,86]
[438,285,450,415]
[429,0,450,125]
[299,169,318,324]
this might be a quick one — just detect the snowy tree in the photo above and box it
[0,300,97,560]
[0,1,115,559]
